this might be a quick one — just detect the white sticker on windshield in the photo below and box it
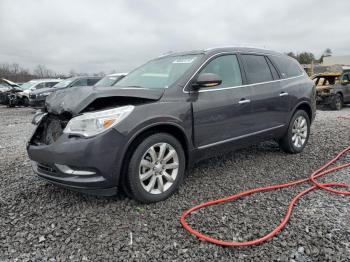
[173,58,195,64]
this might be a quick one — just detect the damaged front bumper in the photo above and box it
[27,114,127,196]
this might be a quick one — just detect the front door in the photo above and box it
[191,54,253,148]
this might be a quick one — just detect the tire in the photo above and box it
[127,133,185,203]
[23,97,29,107]
[330,93,343,110]
[279,110,310,154]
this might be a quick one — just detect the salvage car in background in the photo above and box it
[29,76,101,108]
[94,73,127,87]
[0,78,22,105]
[27,47,316,203]
[18,79,62,106]
[313,71,350,110]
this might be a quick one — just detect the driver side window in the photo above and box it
[35,83,46,89]
[199,55,242,88]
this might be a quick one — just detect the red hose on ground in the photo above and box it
[181,117,350,247]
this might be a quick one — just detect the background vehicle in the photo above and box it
[27,47,316,203]
[0,78,22,105]
[29,76,101,108]
[313,72,350,110]
[18,79,62,106]
[94,73,127,87]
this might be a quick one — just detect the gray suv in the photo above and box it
[27,47,316,203]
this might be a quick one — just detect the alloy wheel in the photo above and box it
[139,143,179,194]
[291,116,308,148]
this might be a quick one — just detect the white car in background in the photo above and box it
[18,79,62,106]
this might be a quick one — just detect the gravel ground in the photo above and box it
[0,105,350,261]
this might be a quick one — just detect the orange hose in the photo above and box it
[181,117,350,247]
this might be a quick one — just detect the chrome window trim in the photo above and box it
[197,124,285,149]
[183,52,305,93]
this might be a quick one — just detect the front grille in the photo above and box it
[32,114,69,145]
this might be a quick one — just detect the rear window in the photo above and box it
[242,55,273,84]
[270,55,303,78]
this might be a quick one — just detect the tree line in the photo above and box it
[0,48,334,83]
[286,48,332,65]
[0,63,107,83]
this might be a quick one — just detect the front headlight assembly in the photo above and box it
[63,106,134,137]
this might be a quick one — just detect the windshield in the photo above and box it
[53,78,74,88]
[115,54,203,89]
[21,81,38,90]
[95,75,122,87]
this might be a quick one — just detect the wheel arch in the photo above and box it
[292,101,313,123]
[336,91,344,99]
[118,123,190,188]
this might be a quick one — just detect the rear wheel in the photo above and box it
[279,110,310,154]
[127,133,185,203]
[330,93,343,110]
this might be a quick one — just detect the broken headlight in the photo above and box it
[63,106,134,137]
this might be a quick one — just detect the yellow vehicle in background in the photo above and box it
[312,71,350,110]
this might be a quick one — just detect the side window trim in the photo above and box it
[266,56,281,80]
[183,52,305,93]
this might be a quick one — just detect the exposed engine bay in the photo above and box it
[30,85,164,145]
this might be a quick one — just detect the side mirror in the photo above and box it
[193,73,222,89]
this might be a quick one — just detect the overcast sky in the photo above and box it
[0,0,349,74]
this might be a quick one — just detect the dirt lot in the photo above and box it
[0,105,350,261]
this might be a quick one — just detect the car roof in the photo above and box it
[66,76,102,81]
[159,46,283,58]
[28,79,62,83]
[314,72,342,77]
[107,73,128,77]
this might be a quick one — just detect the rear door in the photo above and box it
[241,54,289,133]
[192,54,254,148]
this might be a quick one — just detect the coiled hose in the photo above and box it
[181,116,350,246]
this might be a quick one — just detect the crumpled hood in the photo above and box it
[45,86,165,115]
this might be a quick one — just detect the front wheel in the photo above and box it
[279,110,310,154]
[127,133,186,203]
[23,97,29,107]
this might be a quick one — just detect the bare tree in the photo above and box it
[0,62,109,82]
[69,69,77,77]
[323,48,332,57]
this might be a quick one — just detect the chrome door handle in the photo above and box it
[279,92,289,97]
[238,99,251,104]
